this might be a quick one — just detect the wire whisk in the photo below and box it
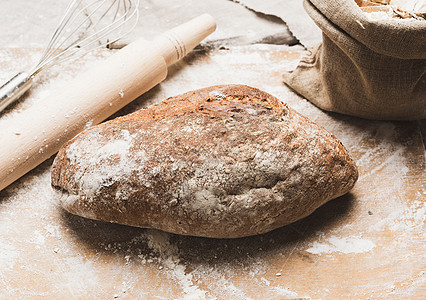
[0,0,139,113]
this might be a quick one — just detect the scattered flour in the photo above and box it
[139,230,208,299]
[271,286,299,298]
[30,230,46,247]
[44,223,62,239]
[0,243,18,271]
[60,256,100,297]
[260,277,270,286]
[365,11,391,20]
[305,236,376,255]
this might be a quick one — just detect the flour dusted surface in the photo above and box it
[1,46,424,298]
[65,129,139,199]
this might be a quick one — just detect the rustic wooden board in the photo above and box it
[0,46,424,299]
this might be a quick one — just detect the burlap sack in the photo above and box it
[283,0,426,120]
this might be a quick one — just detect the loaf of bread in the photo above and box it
[51,85,358,238]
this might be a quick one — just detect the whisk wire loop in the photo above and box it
[0,0,139,114]
[30,0,139,76]
[36,0,83,72]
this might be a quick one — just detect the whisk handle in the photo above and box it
[0,72,33,113]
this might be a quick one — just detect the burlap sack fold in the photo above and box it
[283,0,426,120]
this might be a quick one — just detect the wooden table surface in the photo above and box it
[0,44,424,299]
[0,0,425,298]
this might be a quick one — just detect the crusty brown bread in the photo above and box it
[51,85,358,238]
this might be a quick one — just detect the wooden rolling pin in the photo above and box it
[0,14,216,192]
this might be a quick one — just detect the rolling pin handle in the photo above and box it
[0,72,33,113]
